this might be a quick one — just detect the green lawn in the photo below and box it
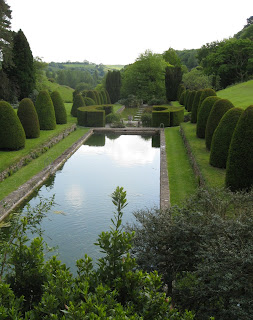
[165,127,197,205]
[180,122,226,188]
[120,107,138,119]
[0,126,89,201]
[217,80,253,109]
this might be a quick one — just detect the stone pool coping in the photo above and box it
[0,127,170,222]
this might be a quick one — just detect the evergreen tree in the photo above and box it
[165,66,182,102]
[7,30,35,100]
[0,0,12,59]
[105,70,121,103]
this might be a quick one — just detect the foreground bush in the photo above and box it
[205,99,234,150]
[127,187,253,320]
[210,107,243,168]
[71,93,85,117]
[0,101,26,150]
[17,98,40,138]
[50,91,67,124]
[35,91,56,130]
[226,105,253,191]
[0,188,193,319]
[196,96,220,138]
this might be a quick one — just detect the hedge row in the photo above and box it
[152,105,184,127]
[77,105,114,127]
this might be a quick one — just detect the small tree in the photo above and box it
[50,91,67,124]
[71,93,85,117]
[35,91,56,130]
[210,107,243,168]
[17,98,40,138]
[226,105,253,191]
[205,99,234,150]
[0,101,26,150]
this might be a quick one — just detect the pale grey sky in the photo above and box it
[8,0,252,65]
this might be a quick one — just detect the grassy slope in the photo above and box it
[40,77,74,103]
[165,127,197,205]
[217,80,253,109]
[181,122,226,188]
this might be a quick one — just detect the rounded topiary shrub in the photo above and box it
[86,90,98,104]
[225,105,253,191]
[84,97,96,106]
[35,91,56,130]
[198,88,216,114]
[50,91,67,124]
[184,89,190,108]
[17,98,40,138]
[187,90,196,112]
[191,90,203,123]
[0,101,26,150]
[71,94,85,117]
[196,96,221,138]
[205,99,234,150]
[210,107,243,168]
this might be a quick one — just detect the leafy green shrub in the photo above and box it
[17,98,40,138]
[0,101,26,150]
[196,96,221,138]
[84,96,96,106]
[105,113,121,124]
[191,90,203,123]
[187,90,196,112]
[179,90,186,105]
[152,110,170,127]
[50,91,67,124]
[210,108,243,168]
[198,88,216,113]
[141,113,152,127]
[170,108,184,126]
[35,91,56,130]
[205,99,234,150]
[71,93,85,117]
[226,105,253,191]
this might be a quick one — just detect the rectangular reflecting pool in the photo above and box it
[14,133,160,269]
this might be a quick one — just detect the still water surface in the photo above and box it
[20,134,160,269]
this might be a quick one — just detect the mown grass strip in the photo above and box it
[0,127,89,201]
[180,122,225,188]
[165,127,197,205]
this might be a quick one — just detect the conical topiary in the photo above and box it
[191,90,203,123]
[0,101,26,150]
[71,94,85,117]
[205,99,234,150]
[51,91,67,124]
[225,106,253,191]
[198,88,216,116]
[196,96,220,138]
[187,90,196,112]
[210,107,243,168]
[84,97,96,106]
[17,98,40,138]
[35,90,56,130]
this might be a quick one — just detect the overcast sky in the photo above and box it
[8,0,252,65]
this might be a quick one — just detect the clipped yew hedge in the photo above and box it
[205,99,234,150]
[177,84,185,101]
[187,90,196,112]
[71,94,85,117]
[152,110,170,127]
[196,96,221,138]
[87,110,105,127]
[210,107,243,168]
[225,106,253,191]
[191,89,203,123]
[179,90,186,105]
[152,105,184,127]
[84,97,96,106]
[198,88,216,113]
[35,91,56,130]
[77,105,112,127]
[0,101,26,150]
[51,91,67,124]
[170,108,184,126]
[17,98,40,138]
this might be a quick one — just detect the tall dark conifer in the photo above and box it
[105,70,121,103]
[0,0,12,58]
[165,66,182,102]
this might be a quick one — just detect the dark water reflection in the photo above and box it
[15,134,160,270]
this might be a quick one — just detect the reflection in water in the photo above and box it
[14,134,160,270]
